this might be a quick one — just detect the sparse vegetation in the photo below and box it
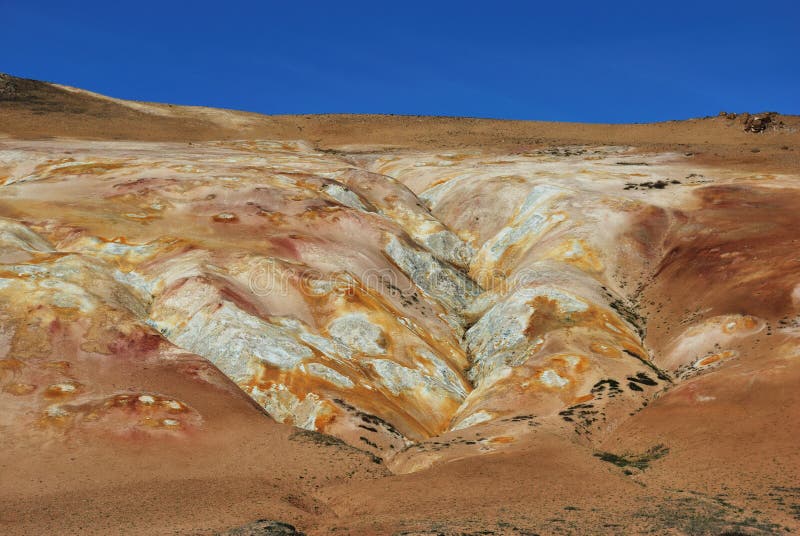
[634,490,787,535]
[594,444,670,472]
[609,298,647,337]
[623,179,681,190]
[290,429,384,464]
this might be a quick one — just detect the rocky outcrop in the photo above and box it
[0,73,18,100]
[742,112,777,133]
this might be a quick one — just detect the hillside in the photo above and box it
[0,73,799,535]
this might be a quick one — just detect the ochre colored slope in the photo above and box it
[0,73,799,535]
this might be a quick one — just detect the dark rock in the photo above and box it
[0,73,18,100]
[217,519,305,536]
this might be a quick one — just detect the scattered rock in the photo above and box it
[217,519,305,536]
[719,111,737,120]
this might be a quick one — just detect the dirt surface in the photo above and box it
[0,73,799,536]
[1,73,798,173]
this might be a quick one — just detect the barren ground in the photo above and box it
[1,73,798,535]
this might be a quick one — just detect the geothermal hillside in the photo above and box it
[1,73,799,535]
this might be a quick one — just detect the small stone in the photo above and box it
[213,212,238,223]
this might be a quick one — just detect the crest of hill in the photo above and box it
[1,72,797,171]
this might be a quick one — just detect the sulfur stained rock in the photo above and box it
[1,136,798,478]
[3,77,800,535]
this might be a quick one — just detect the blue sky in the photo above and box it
[2,0,798,122]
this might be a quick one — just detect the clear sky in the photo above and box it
[2,0,798,122]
